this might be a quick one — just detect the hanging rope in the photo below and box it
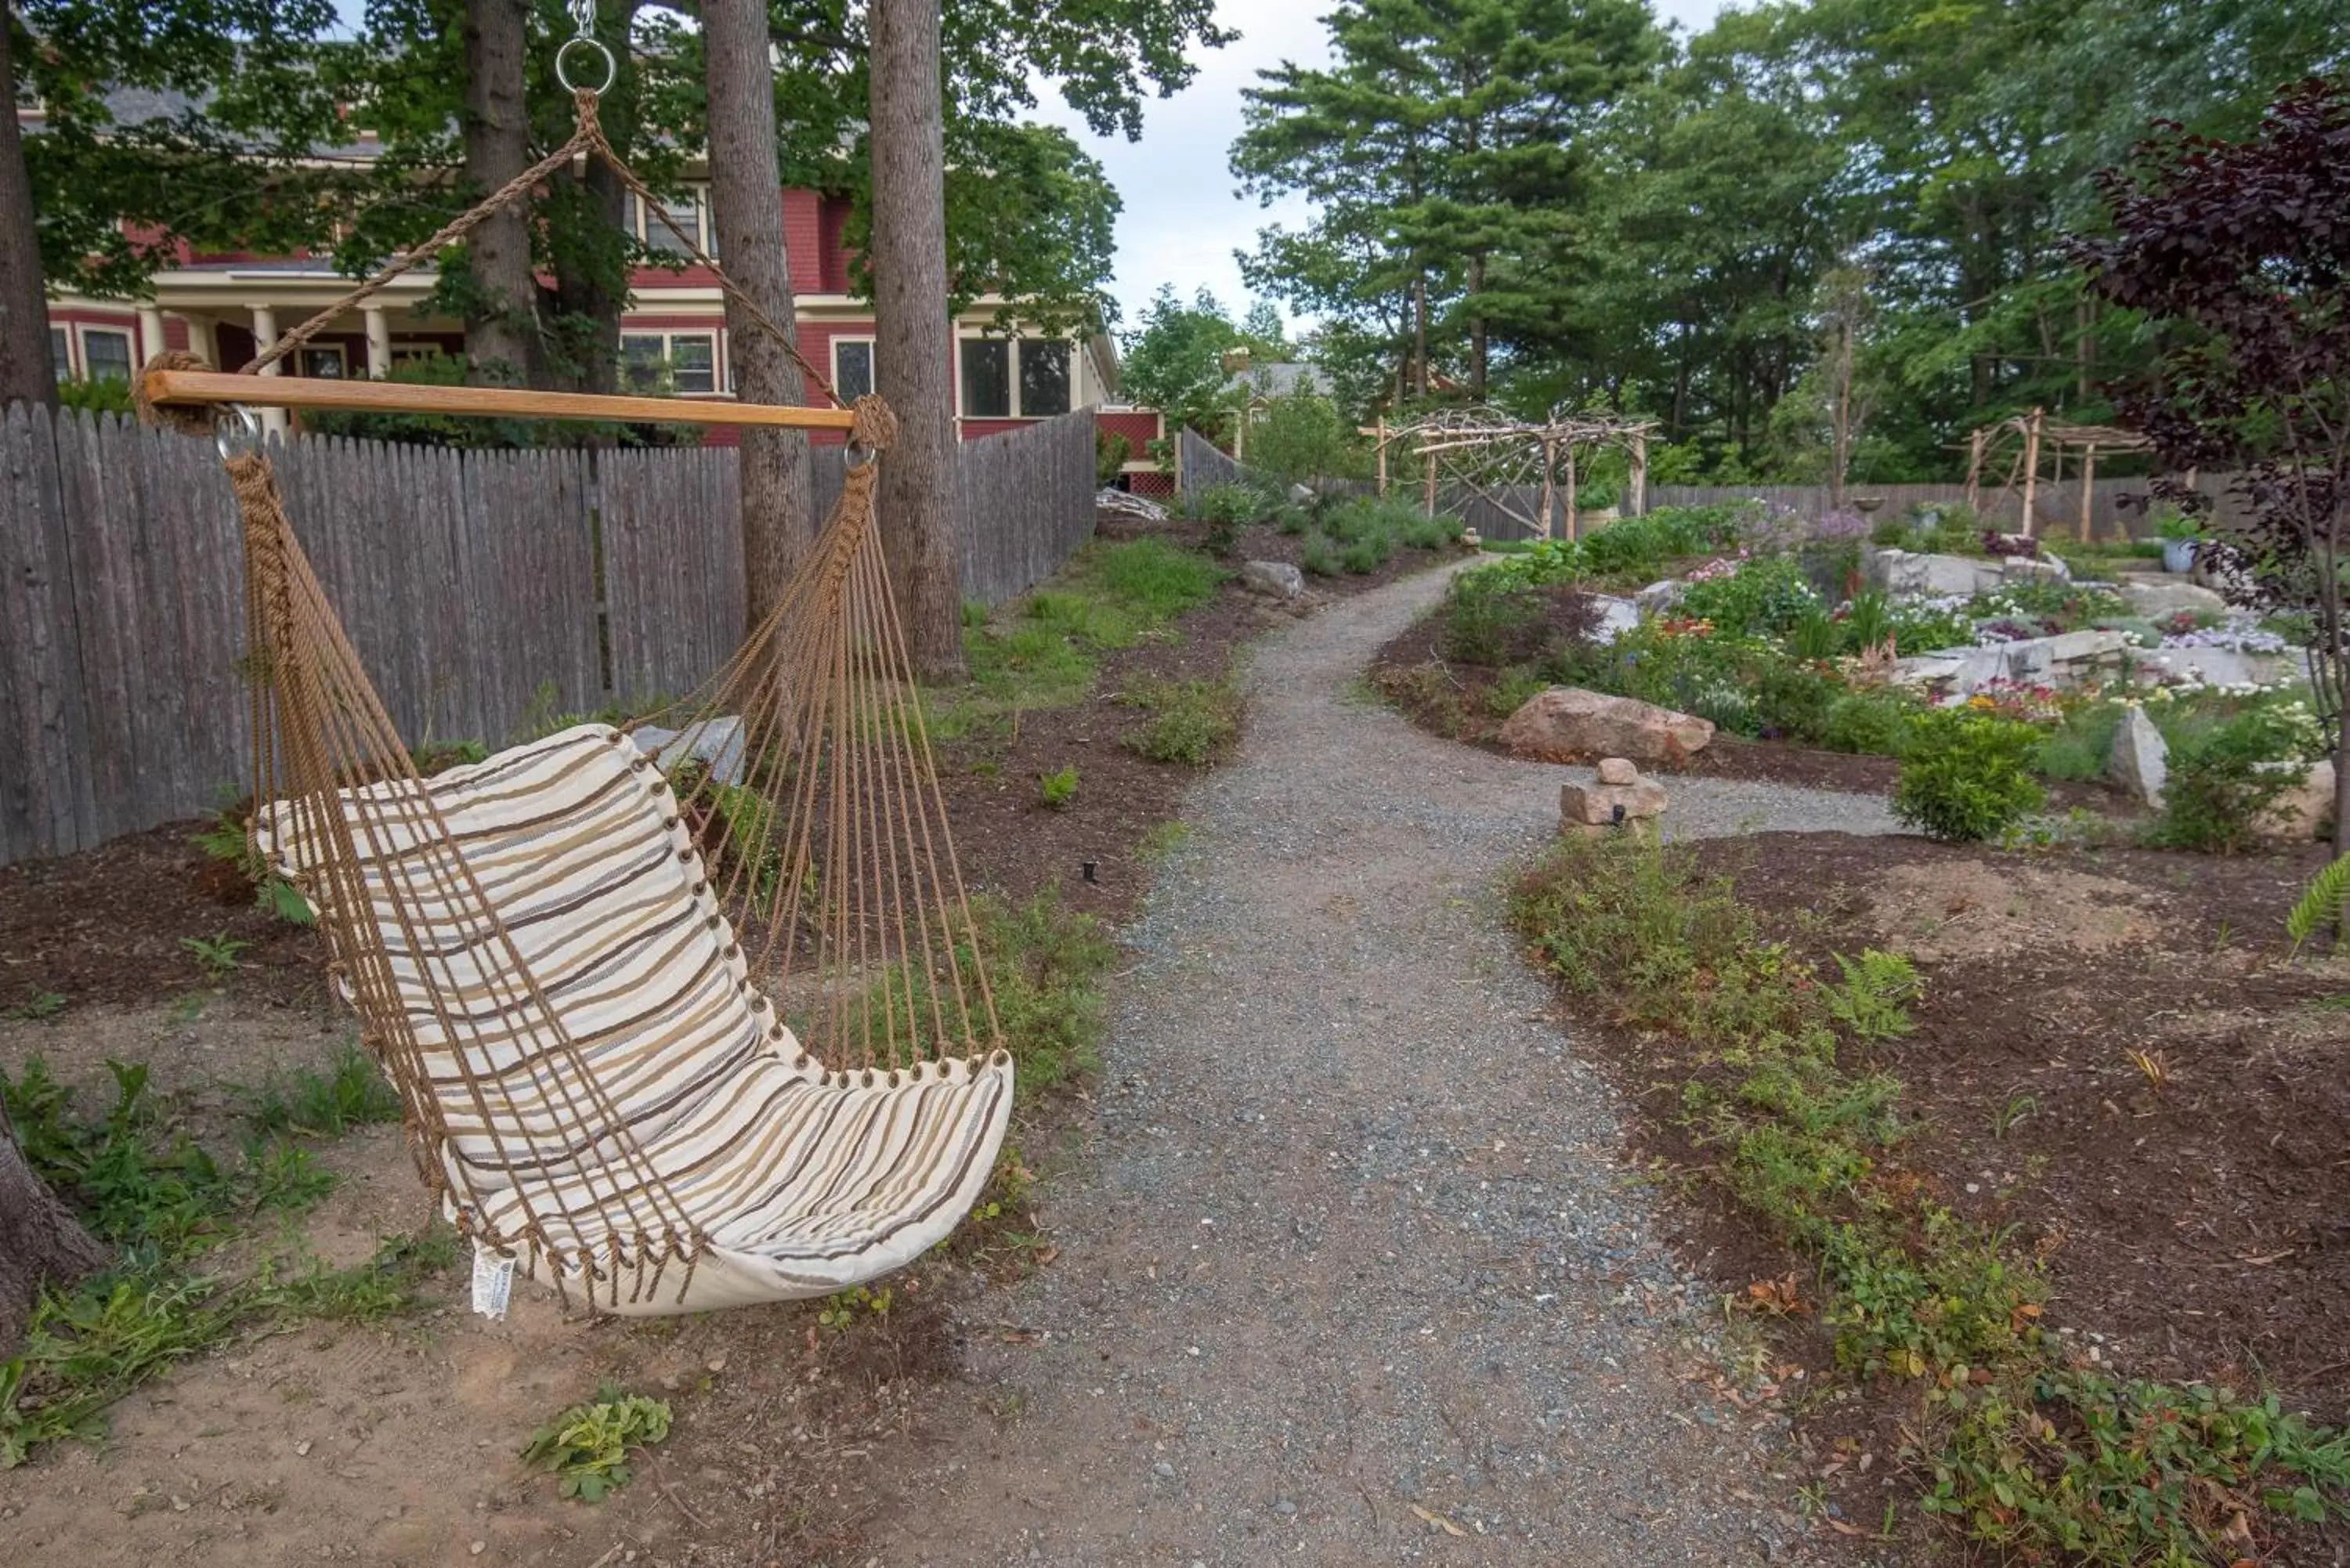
[241,88,846,412]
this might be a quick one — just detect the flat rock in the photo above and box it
[1596,757,1640,786]
[1589,594,1641,644]
[1894,629,2129,693]
[1633,578,1683,616]
[1499,688,1713,767]
[632,714,747,785]
[1240,559,1307,601]
[2117,576,2228,617]
[2106,705,2167,807]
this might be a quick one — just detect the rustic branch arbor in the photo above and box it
[1361,406,1658,540]
[1965,407,2156,540]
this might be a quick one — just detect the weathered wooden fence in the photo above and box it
[1176,428,1249,497]
[1,404,1097,865]
[1645,477,2254,539]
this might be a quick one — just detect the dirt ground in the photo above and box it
[0,520,1462,1566]
[1694,833,2350,1420]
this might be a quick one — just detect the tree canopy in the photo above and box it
[1231,0,2350,482]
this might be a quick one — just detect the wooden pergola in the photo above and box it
[1358,406,1657,541]
[1965,408,2156,540]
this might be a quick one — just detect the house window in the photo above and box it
[81,327,133,381]
[50,327,69,381]
[1019,341,1072,417]
[960,338,1010,417]
[299,346,347,379]
[620,331,719,395]
[833,338,873,403]
[627,189,714,257]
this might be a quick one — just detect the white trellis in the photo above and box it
[1361,406,1658,540]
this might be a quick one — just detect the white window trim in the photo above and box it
[76,323,136,381]
[955,331,1076,421]
[628,186,714,255]
[1016,338,1076,419]
[620,329,723,396]
[949,331,1076,421]
[830,334,876,402]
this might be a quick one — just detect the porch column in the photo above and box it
[136,305,166,363]
[251,305,288,435]
[363,305,391,378]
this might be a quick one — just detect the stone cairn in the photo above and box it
[1559,757,1668,839]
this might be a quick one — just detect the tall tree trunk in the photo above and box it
[0,1129,109,1358]
[460,0,540,384]
[1468,252,1487,399]
[703,0,813,624]
[1412,272,1429,400]
[0,4,58,410]
[869,0,965,681]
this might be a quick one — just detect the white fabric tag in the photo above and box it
[471,1245,516,1320]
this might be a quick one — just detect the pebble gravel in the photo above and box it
[875,565,1896,1566]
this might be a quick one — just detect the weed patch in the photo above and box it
[0,1056,454,1467]
[1122,677,1244,768]
[520,1381,672,1501]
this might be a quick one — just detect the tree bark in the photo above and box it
[0,3,59,410]
[1468,252,1487,399]
[460,0,540,384]
[868,0,965,681]
[0,1128,109,1359]
[703,0,814,624]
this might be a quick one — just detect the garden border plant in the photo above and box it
[1507,832,2350,1564]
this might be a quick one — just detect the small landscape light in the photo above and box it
[1081,859,1098,884]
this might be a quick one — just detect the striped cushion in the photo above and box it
[258,722,1017,1311]
[257,724,783,1190]
[478,1051,1015,1308]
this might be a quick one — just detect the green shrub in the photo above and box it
[1891,710,2046,842]
[1338,535,1389,573]
[2147,708,2312,852]
[1677,555,1820,639]
[1094,428,1130,485]
[974,891,1117,1093]
[1573,504,1744,580]
[1183,482,1268,527]
[1822,691,1914,756]
[1122,677,1243,767]
[1755,664,1840,745]
[58,376,135,416]
[1439,577,1601,667]
[2034,702,2124,781]
[1299,535,1342,576]
[1037,764,1079,809]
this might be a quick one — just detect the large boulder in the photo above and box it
[2257,760,2337,842]
[1241,559,1307,601]
[1634,578,1685,616]
[2106,705,2168,807]
[1865,547,2066,598]
[1499,688,1715,768]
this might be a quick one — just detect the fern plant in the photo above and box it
[2287,853,2350,954]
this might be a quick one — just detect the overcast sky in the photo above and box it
[1031,0,1737,335]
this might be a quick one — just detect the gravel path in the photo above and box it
[874,565,1895,1566]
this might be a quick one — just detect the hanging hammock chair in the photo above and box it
[137,58,1014,1316]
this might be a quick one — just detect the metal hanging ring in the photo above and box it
[555,36,616,96]
[215,404,263,463]
[844,442,875,470]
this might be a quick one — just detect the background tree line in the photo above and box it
[1228,0,2349,485]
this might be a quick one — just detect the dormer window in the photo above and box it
[624,188,717,258]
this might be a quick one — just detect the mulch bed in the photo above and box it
[1607,833,2350,1424]
[0,517,1449,1015]
[1368,601,2139,815]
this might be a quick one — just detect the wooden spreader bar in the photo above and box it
[143,368,860,432]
